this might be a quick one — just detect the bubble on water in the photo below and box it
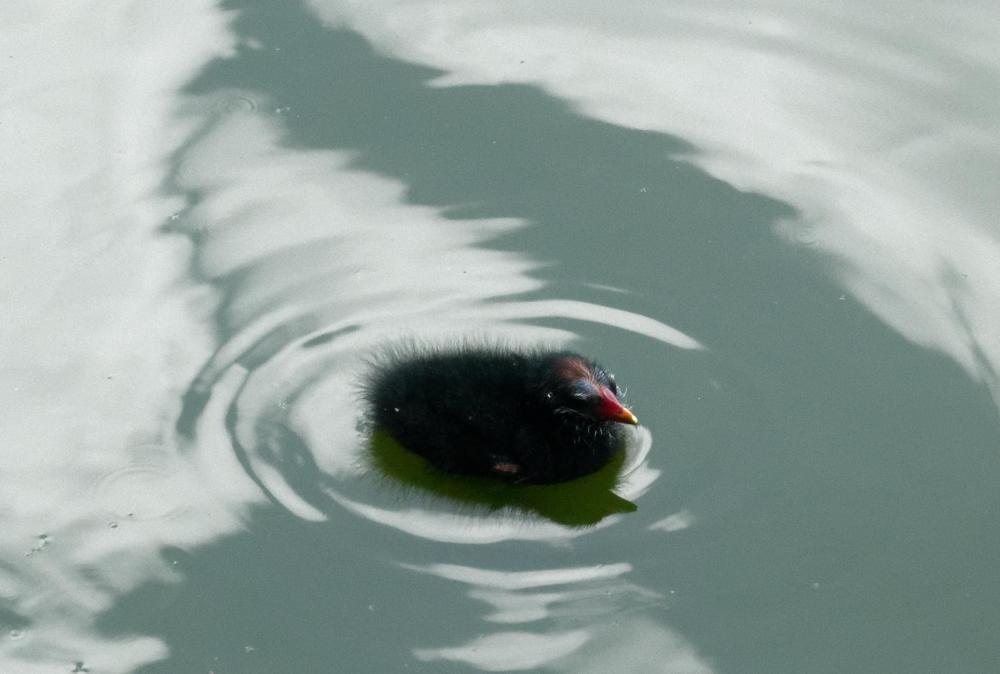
[94,458,191,521]
[215,95,257,115]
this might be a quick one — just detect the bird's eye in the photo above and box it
[607,375,618,395]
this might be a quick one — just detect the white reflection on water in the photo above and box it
[311,0,1000,406]
[415,629,591,672]
[406,562,712,672]
[401,562,633,588]
[0,2,236,671]
[491,300,703,350]
[648,509,696,533]
[331,495,614,544]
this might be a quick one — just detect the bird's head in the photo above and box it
[542,355,638,425]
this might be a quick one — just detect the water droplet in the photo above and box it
[216,96,257,115]
[8,629,24,640]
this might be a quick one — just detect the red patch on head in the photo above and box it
[554,356,638,425]
[554,357,597,385]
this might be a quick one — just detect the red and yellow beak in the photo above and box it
[597,386,639,425]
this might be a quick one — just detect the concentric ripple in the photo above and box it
[170,103,703,544]
[178,303,683,542]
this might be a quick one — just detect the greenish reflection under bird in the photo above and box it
[368,430,637,527]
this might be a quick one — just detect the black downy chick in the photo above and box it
[364,345,638,484]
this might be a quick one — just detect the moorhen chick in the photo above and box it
[364,345,638,484]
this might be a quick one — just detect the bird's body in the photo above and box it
[363,344,638,484]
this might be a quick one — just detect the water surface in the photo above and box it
[3,1,1000,672]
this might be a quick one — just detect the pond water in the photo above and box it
[4,1,1000,672]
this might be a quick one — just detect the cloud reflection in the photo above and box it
[310,0,1000,408]
[0,2,236,671]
